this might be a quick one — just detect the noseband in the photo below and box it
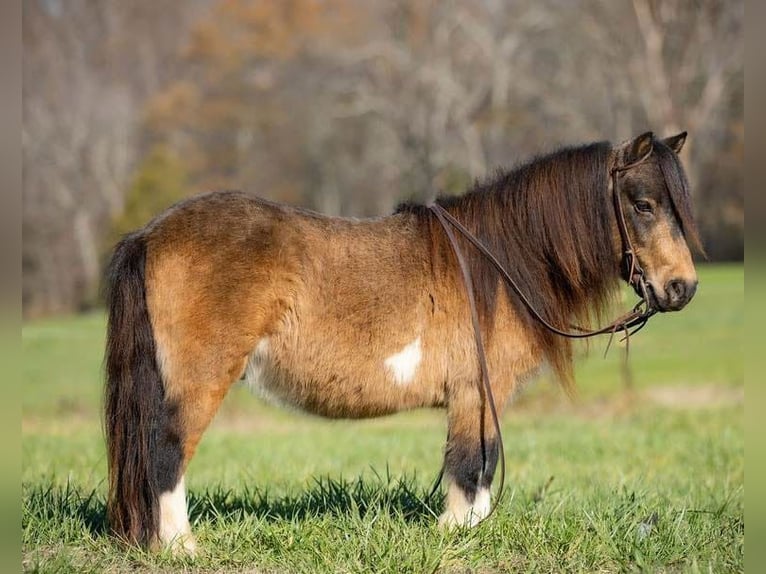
[428,148,658,524]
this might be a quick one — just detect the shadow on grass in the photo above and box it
[23,481,109,536]
[23,473,444,540]
[188,473,443,525]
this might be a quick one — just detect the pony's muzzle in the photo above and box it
[660,278,698,311]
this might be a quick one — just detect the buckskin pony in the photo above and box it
[104,131,701,554]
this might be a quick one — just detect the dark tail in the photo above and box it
[104,233,182,546]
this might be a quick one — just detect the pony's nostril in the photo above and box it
[665,279,687,304]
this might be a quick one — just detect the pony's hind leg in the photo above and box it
[148,286,261,553]
[152,348,248,555]
[106,199,289,554]
[439,388,502,528]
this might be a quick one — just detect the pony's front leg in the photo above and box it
[439,391,501,528]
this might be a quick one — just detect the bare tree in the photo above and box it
[321,0,741,234]
[22,0,210,316]
[22,0,743,316]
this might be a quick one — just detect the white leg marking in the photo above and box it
[439,484,491,528]
[158,476,196,555]
[384,337,422,385]
[473,487,491,521]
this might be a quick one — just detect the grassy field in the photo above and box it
[22,264,743,573]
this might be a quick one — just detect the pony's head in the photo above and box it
[612,131,703,312]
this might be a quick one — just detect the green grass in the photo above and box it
[22,264,744,573]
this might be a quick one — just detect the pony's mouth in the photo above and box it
[642,281,662,311]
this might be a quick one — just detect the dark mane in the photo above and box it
[398,141,618,389]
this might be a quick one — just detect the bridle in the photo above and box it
[428,146,657,524]
[610,150,657,330]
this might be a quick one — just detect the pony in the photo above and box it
[104,131,701,554]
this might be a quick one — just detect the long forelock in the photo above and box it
[654,140,705,255]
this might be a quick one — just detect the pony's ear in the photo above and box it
[624,131,654,165]
[662,131,687,154]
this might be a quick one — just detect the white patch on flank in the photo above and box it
[438,483,491,528]
[158,476,196,555]
[244,337,275,396]
[243,337,292,408]
[384,337,422,385]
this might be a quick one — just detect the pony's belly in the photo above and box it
[242,336,442,418]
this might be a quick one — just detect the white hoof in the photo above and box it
[438,485,491,529]
[167,533,197,557]
[157,476,195,557]
[438,508,482,529]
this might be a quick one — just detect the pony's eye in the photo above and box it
[634,200,653,214]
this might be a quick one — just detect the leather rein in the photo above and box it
[428,149,656,524]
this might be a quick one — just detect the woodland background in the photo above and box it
[22,0,744,318]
